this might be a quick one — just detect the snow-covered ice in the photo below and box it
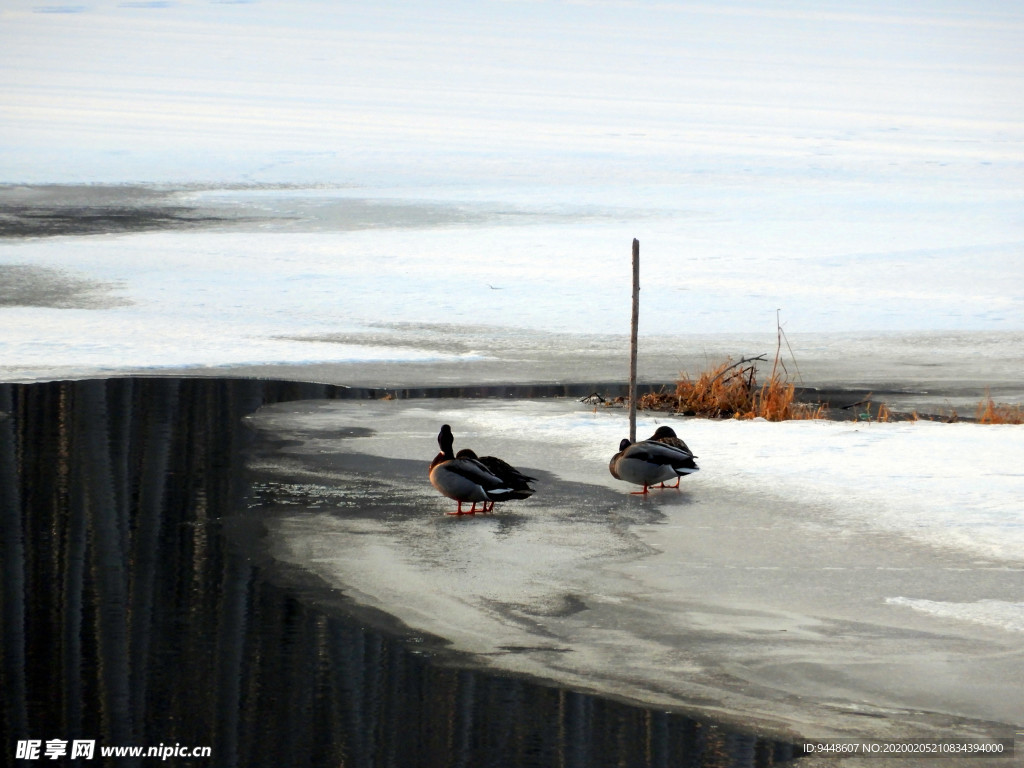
[2,0,1023,385]
[2,191,1023,406]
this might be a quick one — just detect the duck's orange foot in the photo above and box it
[630,486,651,495]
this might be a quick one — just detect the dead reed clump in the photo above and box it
[675,360,755,418]
[634,356,1022,425]
[638,312,829,422]
[754,377,826,421]
[638,358,826,422]
[976,397,1024,424]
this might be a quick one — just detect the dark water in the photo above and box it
[1,377,799,767]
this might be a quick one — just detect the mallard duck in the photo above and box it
[429,425,536,514]
[609,432,699,494]
[455,448,537,494]
[649,425,695,456]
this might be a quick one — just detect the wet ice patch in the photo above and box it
[0,264,130,309]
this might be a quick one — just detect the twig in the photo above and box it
[841,397,873,411]
[708,354,767,387]
[771,309,782,381]
[629,238,639,442]
[779,319,803,385]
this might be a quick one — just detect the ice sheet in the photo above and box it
[2,211,1023,391]
[243,397,1024,743]
[2,0,1023,384]
[3,1,1023,188]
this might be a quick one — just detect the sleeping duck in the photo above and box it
[429,424,536,514]
[648,425,695,456]
[609,429,699,494]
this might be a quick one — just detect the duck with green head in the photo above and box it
[429,424,536,514]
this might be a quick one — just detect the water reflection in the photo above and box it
[1,377,797,767]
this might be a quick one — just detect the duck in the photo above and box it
[648,425,695,456]
[609,430,699,494]
[455,447,537,495]
[429,425,536,514]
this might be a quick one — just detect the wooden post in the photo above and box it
[629,238,639,443]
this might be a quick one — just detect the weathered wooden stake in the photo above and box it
[629,238,639,443]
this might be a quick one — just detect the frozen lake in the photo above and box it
[2,184,1022,420]
[244,396,1024,749]
[3,0,1023,762]
[3,1,1023,388]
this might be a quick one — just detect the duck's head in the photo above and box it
[609,438,633,479]
[650,426,678,440]
[437,424,455,458]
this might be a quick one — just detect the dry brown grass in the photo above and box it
[638,359,826,422]
[976,397,1024,424]
[632,353,1022,425]
[855,400,893,422]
